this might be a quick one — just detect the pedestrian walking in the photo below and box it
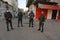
[38,11,46,32]
[29,11,34,27]
[4,10,13,31]
[18,11,23,27]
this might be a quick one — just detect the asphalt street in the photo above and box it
[0,18,60,40]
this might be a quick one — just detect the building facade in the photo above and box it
[3,0,18,17]
[12,0,18,17]
[0,0,13,19]
[50,0,60,6]
[3,0,13,5]
[26,0,60,20]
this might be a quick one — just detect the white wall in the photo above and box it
[28,4,36,19]
[47,10,52,19]
[29,4,36,14]
[56,10,59,19]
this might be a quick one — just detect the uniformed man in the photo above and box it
[4,10,13,31]
[29,11,34,27]
[38,11,46,32]
[18,11,23,27]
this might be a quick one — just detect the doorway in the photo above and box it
[52,10,57,19]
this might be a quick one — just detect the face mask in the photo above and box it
[6,10,9,12]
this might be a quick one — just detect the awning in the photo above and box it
[38,3,60,10]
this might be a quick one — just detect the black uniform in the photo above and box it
[38,13,46,32]
[29,11,34,27]
[4,11,13,31]
[18,12,23,27]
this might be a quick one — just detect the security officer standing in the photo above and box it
[18,11,23,27]
[4,10,13,31]
[29,11,34,27]
[38,11,46,32]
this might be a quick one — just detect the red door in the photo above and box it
[36,8,48,19]
[36,8,42,19]
[42,9,48,19]
[57,11,60,20]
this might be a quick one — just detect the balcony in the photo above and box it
[26,0,58,7]
[34,0,58,5]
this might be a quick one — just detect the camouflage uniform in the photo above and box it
[29,11,34,27]
[18,12,23,27]
[4,11,13,31]
[38,13,46,32]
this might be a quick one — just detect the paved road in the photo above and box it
[0,18,60,40]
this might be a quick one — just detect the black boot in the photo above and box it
[11,28,14,30]
[41,30,43,32]
[38,29,40,31]
[7,29,10,31]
